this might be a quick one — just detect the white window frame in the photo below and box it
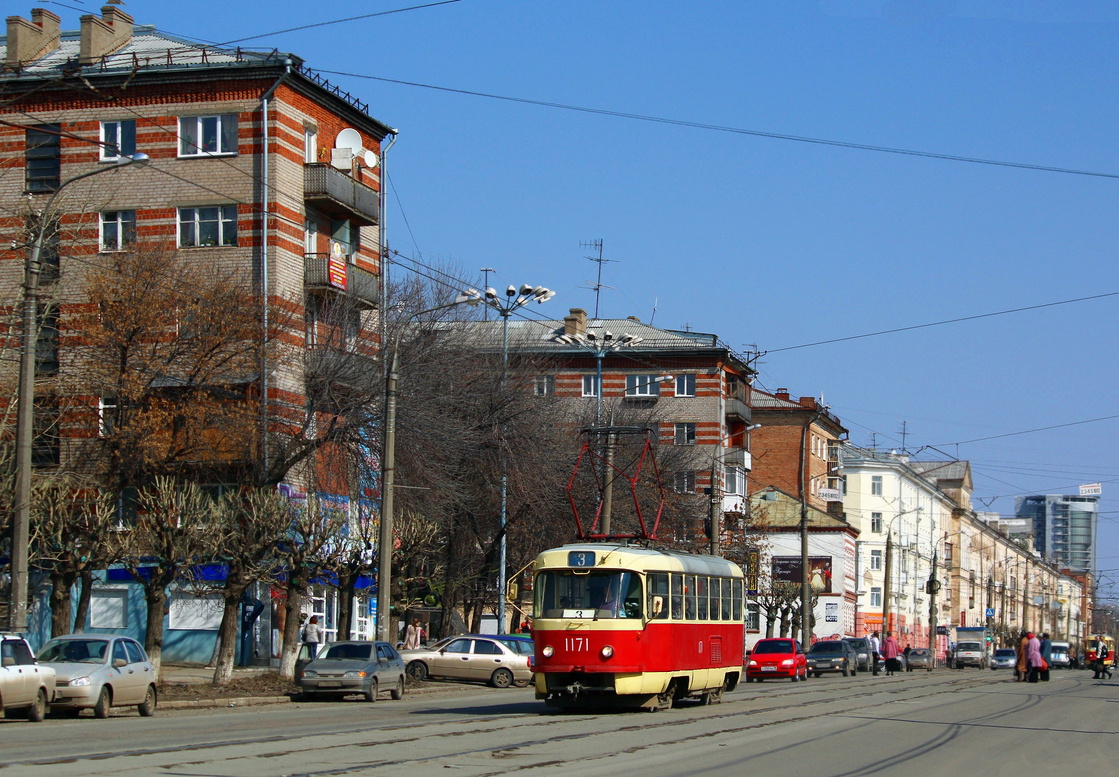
[534,375,555,397]
[675,373,696,397]
[871,512,883,533]
[100,119,136,161]
[304,126,318,163]
[871,475,883,496]
[870,549,883,571]
[674,423,696,446]
[870,587,882,608]
[178,205,238,247]
[99,210,136,252]
[304,219,318,255]
[90,588,129,629]
[582,375,599,397]
[178,114,239,157]
[724,466,745,496]
[626,374,659,397]
[98,397,117,438]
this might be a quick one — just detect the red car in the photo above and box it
[746,638,808,682]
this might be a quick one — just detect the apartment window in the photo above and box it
[331,219,358,259]
[746,602,760,631]
[673,472,695,494]
[870,550,883,571]
[871,512,883,533]
[871,475,883,496]
[101,119,136,160]
[36,307,59,375]
[304,126,318,163]
[304,219,318,254]
[98,397,118,437]
[178,206,238,247]
[26,124,61,192]
[100,210,136,251]
[675,374,696,397]
[674,423,696,446]
[626,374,659,397]
[534,375,555,397]
[870,587,882,608]
[178,114,238,156]
[724,467,745,496]
[581,375,599,397]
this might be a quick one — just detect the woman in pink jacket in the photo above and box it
[1025,632,1042,683]
[882,631,901,676]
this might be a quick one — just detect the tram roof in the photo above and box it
[535,543,743,577]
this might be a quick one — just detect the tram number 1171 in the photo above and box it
[564,636,590,653]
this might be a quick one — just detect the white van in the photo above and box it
[1050,641,1071,668]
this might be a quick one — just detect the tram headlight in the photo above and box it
[601,645,614,659]
[542,645,554,658]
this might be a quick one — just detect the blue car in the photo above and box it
[990,647,1017,669]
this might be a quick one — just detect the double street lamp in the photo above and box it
[460,284,554,633]
[7,153,149,632]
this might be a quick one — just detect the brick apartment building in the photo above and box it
[482,307,755,550]
[1,5,393,655]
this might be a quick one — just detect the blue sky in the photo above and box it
[45,1,1119,596]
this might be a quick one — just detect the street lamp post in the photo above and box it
[7,153,149,633]
[376,294,479,643]
[461,284,554,634]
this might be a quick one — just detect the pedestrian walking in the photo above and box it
[882,631,901,676]
[870,631,882,676]
[402,618,426,650]
[1026,632,1042,683]
[1039,633,1052,682]
[1015,630,1028,682]
[302,615,323,660]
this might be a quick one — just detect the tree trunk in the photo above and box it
[74,569,94,633]
[336,573,355,641]
[49,568,77,637]
[212,593,241,686]
[278,580,305,680]
[144,586,168,676]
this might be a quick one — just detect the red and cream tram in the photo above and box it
[531,543,745,710]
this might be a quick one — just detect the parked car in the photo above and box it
[298,641,405,702]
[746,638,808,682]
[402,635,532,688]
[843,637,873,672]
[989,647,1017,669]
[1049,641,1071,668]
[806,640,859,677]
[905,647,933,671]
[37,634,155,718]
[1,633,54,722]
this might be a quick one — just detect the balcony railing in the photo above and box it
[304,164,380,226]
[305,254,380,309]
[725,447,752,470]
[725,396,751,422]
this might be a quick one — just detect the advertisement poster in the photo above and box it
[771,556,833,594]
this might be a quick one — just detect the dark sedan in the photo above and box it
[298,641,406,702]
[806,640,859,677]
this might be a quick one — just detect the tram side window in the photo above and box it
[696,575,708,620]
[685,575,697,620]
[648,572,670,620]
[721,577,732,620]
[621,573,643,618]
[732,578,743,621]
[710,577,722,620]
[671,574,684,619]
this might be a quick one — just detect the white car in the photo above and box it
[37,635,157,718]
[1,633,55,722]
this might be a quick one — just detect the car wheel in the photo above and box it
[491,668,515,689]
[841,666,850,677]
[27,688,47,723]
[364,678,379,703]
[93,687,112,719]
[813,672,821,678]
[407,661,428,681]
[390,676,405,700]
[138,685,157,717]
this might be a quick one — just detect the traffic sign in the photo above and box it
[985,608,995,618]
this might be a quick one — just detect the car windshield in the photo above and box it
[958,641,983,651]
[809,641,844,653]
[322,643,373,660]
[38,638,109,664]
[753,641,794,654]
[535,570,643,619]
[910,649,929,656]
[994,648,1017,657]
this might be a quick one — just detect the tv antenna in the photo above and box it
[580,239,617,318]
[480,267,495,320]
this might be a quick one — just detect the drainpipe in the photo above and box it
[259,61,290,482]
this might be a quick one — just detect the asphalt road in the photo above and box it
[0,670,1114,776]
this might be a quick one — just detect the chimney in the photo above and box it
[798,396,816,409]
[775,388,790,401]
[80,3,133,65]
[563,308,587,337]
[5,9,62,69]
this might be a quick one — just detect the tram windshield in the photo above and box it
[535,571,643,619]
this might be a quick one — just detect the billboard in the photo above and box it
[771,556,833,594]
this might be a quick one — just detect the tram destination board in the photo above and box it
[568,550,597,567]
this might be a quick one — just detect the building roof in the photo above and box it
[749,487,855,532]
[909,460,970,483]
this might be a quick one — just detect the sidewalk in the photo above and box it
[161,663,275,685]
[158,663,293,710]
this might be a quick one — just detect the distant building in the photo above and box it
[1014,495,1099,575]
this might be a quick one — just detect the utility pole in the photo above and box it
[927,550,938,656]
[883,532,894,635]
[798,414,820,645]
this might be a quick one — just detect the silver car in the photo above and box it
[299,641,406,702]
[402,634,532,688]
[37,635,156,718]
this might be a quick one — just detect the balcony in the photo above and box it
[725,396,751,422]
[305,254,380,309]
[725,447,752,471]
[304,164,380,226]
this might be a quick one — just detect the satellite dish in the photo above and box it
[335,128,363,154]
[363,150,379,168]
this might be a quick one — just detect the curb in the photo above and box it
[161,695,293,709]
